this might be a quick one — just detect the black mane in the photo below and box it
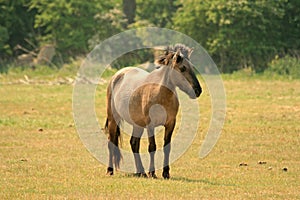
[165,44,192,59]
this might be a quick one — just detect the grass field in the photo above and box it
[1,71,299,199]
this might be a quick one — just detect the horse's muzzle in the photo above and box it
[194,87,202,97]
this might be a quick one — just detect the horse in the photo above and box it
[104,44,202,179]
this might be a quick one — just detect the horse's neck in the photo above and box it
[146,66,176,91]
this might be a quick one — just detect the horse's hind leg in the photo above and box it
[106,118,121,176]
[130,126,146,177]
[147,127,157,178]
[107,141,114,175]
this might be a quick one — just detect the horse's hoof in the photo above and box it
[106,171,113,176]
[148,171,157,179]
[139,173,148,178]
[162,171,170,179]
[106,167,114,176]
[134,172,148,178]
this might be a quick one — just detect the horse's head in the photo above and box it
[157,44,202,99]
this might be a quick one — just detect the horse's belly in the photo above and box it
[119,102,167,128]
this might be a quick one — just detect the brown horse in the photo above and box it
[104,44,202,179]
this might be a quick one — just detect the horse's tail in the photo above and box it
[105,77,122,170]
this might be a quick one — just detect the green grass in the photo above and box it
[0,70,299,199]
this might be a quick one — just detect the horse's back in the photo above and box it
[111,67,148,92]
[111,67,148,87]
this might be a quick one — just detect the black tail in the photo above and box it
[114,123,122,169]
[104,118,109,132]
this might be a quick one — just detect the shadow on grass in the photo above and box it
[171,176,236,186]
[124,173,235,186]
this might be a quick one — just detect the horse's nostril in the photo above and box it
[194,87,202,97]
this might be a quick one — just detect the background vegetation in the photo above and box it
[0,0,299,76]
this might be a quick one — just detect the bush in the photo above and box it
[111,49,154,69]
[265,55,300,79]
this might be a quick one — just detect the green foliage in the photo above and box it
[88,6,127,50]
[0,0,37,58]
[280,0,300,52]
[0,0,300,76]
[265,55,300,79]
[133,0,177,28]
[111,49,154,69]
[0,25,9,54]
[174,0,286,72]
[29,0,116,57]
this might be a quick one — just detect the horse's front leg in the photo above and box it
[147,127,157,178]
[163,120,175,179]
[130,126,146,177]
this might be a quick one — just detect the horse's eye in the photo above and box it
[180,66,186,72]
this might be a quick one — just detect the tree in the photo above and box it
[123,0,136,25]
[280,0,300,56]
[174,0,286,72]
[133,0,177,27]
[0,0,37,59]
[29,0,117,58]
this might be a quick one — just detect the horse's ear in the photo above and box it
[156,56,169,65]
[188,48,194,58]
[173,49,182,64]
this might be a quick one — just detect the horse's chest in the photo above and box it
[129,91,179,127]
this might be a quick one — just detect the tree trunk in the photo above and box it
[123,0,136,25]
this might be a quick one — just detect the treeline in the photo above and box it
[1,0,299,73]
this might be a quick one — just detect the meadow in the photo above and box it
[0,69,299,199]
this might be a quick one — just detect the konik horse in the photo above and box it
[104,44,202,179]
